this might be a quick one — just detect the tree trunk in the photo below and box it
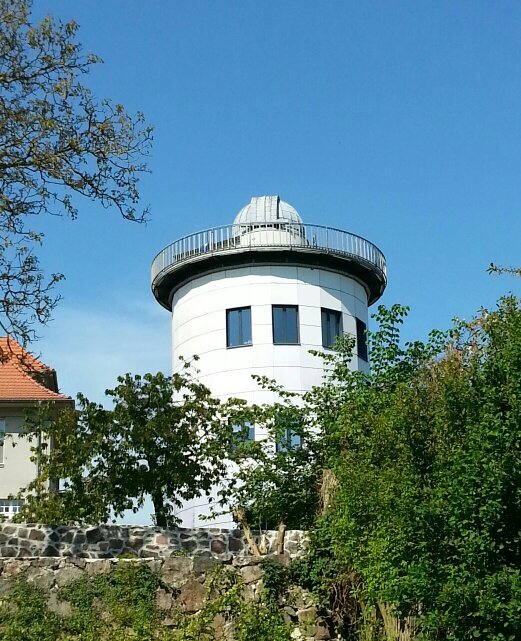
[152,492,167,527]
[233,507,261,556]
[276,520,286,555]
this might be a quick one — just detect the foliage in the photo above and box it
[0,562,292,641]
[0,577,62,641]
[310,297,521,640]
[260,557,291,604]
[59,561,160,639]
[0,563,163,640]
[214,391,320,531]
[214,311,432,534]
[487,263,521,277]
[175,564,291,641]
[0,0,152,345]
[214,311,438,533]
[18,365,241,526]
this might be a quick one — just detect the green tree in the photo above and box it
[215,392,318,543]
[310,299,521,640]
[19,367,238,526]
[0,0,152,345]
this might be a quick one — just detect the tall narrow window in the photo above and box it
[0,420,5,465]
[356,317,368,361]
[226,307,252,347]
[276,427,302,452]
[275,415,302,452]
[272,305,299,344]
[321,308,342,348]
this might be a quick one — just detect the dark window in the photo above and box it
[0,419,4,465]
[276,427,301,452]
[356,317,368,361]
[321,308,342,348]
[226,307,252,348]
[272,305,299,344]
[275,414,302,452]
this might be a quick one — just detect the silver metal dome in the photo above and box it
[233,196,303,226]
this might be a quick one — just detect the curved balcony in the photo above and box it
[151,223,387,309]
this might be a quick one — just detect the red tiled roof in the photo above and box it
[0,338,71,402]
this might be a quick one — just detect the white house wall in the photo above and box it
[0,413,38,498]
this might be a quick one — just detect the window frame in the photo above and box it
[231,421,255,451]
[0,499,24,518]
[275,427,302,452]
[0,419,5,465]
[226,306,252,348]
[272,305,300,345]
[356,317,368,361]
[321,307,343,349]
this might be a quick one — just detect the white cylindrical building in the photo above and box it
[151,195,386,525]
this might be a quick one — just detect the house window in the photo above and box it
[0,500,24,519]
[356,317,368,361]
[0,420,4,465]
[226,307,252,348]
[321,308,342,348]
[276,427,301,452]
[231,421,255,450]
[272,305,299,344]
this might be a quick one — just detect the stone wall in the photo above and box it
[0,523,307,559]
[0,555,332,640]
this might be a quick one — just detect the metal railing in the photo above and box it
[151,223,386,285]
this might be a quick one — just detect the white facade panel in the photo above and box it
[172,268,369,402]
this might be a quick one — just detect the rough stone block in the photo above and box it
[41,545,60,557]
[229,537,243,552]
[0,578,12,596]
[161,556,192,588]
[240,564,263,584]
[0,547,17,557]
[72,532,86,544]
[315,621,331,639]
[178,578,206,613]
[26,567,55,590]
[155,534,169,545]
[54,565,84,587]
[268,553,290,566]
[28,528,45,542]
[47,592,73,618]
[155,587,174,611]
[85,527,104,544]
[210,539,226,554]
[85,560,111,575]
[192,555,218,576]
[297,606,317,623]
[181,538,197,552]
[48,531,60,543]
[2,526,17,535]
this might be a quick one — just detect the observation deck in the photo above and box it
[151,222,387,310]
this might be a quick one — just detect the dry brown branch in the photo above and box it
[318,468,338,514]
[233,507,261,556]
[378,602,415,641]
[275,520,286,554]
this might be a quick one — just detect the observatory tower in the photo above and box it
[151,195,386,524]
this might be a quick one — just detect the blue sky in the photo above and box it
[32,0,521,405]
